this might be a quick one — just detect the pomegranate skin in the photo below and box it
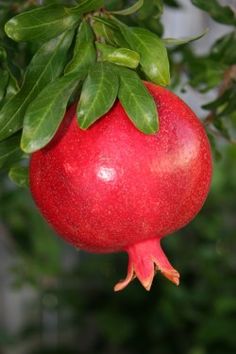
[30,83,212,290]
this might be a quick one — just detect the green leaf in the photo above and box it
[111,0,144,15]
[163,0,180,8]
[144,17,163,37]
[0,48,19,107]
[77,62,119,129]
[96,43,140,68]
[114,21,170,86]
[0,29,74,142]
[207,132,221,161]
[189,60,226,92]
[104,0,124,11]
[211,32,236,66]
[0,69,9,102]
[0,133,22,170]
[154,0,164,13]
[164,29,208,46]
[92,17,128,47]
[219,88,236,117]
[0,46,7,61]
[67,0,104,15]
[118,67,158,134]
[21,74,80,153]
[202,86,236,134]
[214,118,231,140]
[9,166,29,188]
[202,89,232,111]
[4,74,19,103]
[0,71,19,109]
[4,5,80,43]
[191,0,236,25]
[202,97,224,112]
[131,0,158,21]
[120,0,163,36]
[65,20,96,76]
[0,47,19,92]
[91,16,117,30]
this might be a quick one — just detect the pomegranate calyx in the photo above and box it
[114,238,180,292]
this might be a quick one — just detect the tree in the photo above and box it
[0,1,236,354]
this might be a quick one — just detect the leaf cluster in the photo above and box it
[0,0,203,186]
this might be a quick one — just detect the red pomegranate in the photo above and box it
[30,82,212,291]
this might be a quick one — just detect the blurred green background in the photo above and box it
[1,1,236,354]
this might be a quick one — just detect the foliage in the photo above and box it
[0,0,236,353]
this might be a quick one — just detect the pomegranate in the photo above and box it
[30,82,212,291]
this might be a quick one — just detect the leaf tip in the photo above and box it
[4,19,20,41]
[77,117,89,130]
[158,73,171,87]
[20,138,32,154]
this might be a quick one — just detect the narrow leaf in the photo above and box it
[114,20,170,86]
[191,0,236,25]
[132,0,158,21]
[0,48,19,107]
[154,0,164,14]
[202,89,230,111]
[65,21,96,76]
[21,74,80,153]
[118,67,158,134]
[214,118,231,140]
[164,28,208,46]
[0,133,22,169]
[77,62,119,129]
[9,166,29,188]
[91,16,117,30]
[0,29,74,142]
[111,0,144,15]
[164,0,181,8]
[4,74,19,103]
[0,69,9,102]
[67,0,104,15]
[219,93,236,117]
[92,18,128,47]
[211,32,236,66]
[0,47,7,61]
[5,5,80,42]
[96,43,140,68]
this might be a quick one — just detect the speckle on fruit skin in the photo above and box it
[30,83,212,290]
